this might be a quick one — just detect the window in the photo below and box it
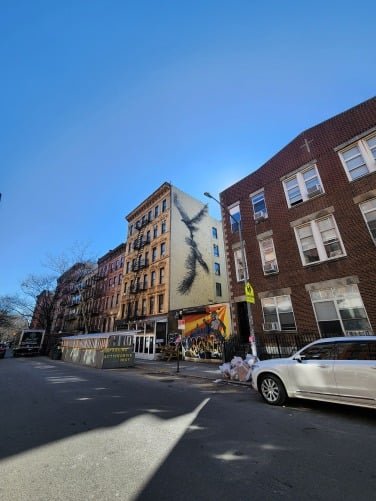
[262,295,296,331]
[142,299,147,316]
[118,274,122,285]
[339,133,376,181]
[152,247,157,262]
[151,271,156,287]
[162,199,167,212]
[251,191,267,220]
[161,221,167,234]
[336,341,376,361]
[229,204,241,232]
[300,343,336,360]
[214,262,221,275]
[213,244,219,257]
[153,225,158,238]
[154,205,159,218]
[143,274,148,289]
[129,224,133,236]
[148,210,152,222]
[149,296,155,314]
[283,165,323,207]
[215,282,222,297]
[259,238,278,274]
[212,227,218,239]
[160,242,166,257]
[158,294,164,313]
[360,198,376,244]
[295,215,345,265]
[310,285,371,336]
[159,267,165,284]
[234,248,248,281]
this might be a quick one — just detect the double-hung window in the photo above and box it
[160,242,166,257]
[310,285,371,336]
[229,203,241,232]
[261,295,296,331]
[339,133,376,181]
[234,248,248,282]
[259,238,278,274]
[151,271,156,287]
[360,198,376,244]
[213,244,219,257]
[284,164,323,207]
[295,215,345,265]
[251,191,267,220]
[214,262,221,275]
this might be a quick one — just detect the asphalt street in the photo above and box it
[0,354,375,501]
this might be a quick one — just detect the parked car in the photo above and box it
[0,343,7,359]
[252,336,376,409]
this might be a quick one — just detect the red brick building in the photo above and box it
[220,97,376,358]
[92,243,125,333]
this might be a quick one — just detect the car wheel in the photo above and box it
[259,373,287,406]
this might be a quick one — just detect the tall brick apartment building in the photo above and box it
[220,97,376,357]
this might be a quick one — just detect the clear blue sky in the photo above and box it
[1,0,375,296]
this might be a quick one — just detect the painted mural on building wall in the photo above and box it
[182,304,231,360]
[173,193,209,295]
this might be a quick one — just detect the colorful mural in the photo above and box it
[181,304,231,360]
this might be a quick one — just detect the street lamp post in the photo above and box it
[204,192,257,358]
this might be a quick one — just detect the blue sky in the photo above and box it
[1,0,375,296]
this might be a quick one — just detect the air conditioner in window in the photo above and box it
[254,210,267,221]
[264,261,278,274]
[263,321,279,331]
[307,184,322,198]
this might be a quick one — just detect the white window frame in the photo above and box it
[251,190,268,220]
[261,295,297,332]
[360,198,376,244]
[310,284,372,336]
[294,214,346,266]
[338,132,376,181]
[259,237,279,274]
[234,248,248,282]
[228,203,241,233]
[283,164,324,208]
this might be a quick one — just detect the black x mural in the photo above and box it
[173,193,209,295]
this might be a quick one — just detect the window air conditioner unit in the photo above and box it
[263,321,279,331]
[307,184,322,198]
[254,210,266,221]
[264,262,278,273]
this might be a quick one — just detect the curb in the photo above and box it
[134,364,252,387]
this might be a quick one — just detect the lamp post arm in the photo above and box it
[204,192,257,357]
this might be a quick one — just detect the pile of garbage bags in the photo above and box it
[219,354,258,382]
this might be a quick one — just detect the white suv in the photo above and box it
[252,336,376,409]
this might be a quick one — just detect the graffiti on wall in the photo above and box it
[181,304,231,360]
[173,193,209,295]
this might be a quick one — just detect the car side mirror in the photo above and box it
[294,354,303,363]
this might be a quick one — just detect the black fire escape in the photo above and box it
[125,217,150,322]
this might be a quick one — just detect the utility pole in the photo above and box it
[204,192,257,357]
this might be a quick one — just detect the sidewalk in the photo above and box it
[133,358,252,386]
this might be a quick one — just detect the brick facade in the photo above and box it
[220,97,376,347]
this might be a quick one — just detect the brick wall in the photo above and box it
[221,97,376,337]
